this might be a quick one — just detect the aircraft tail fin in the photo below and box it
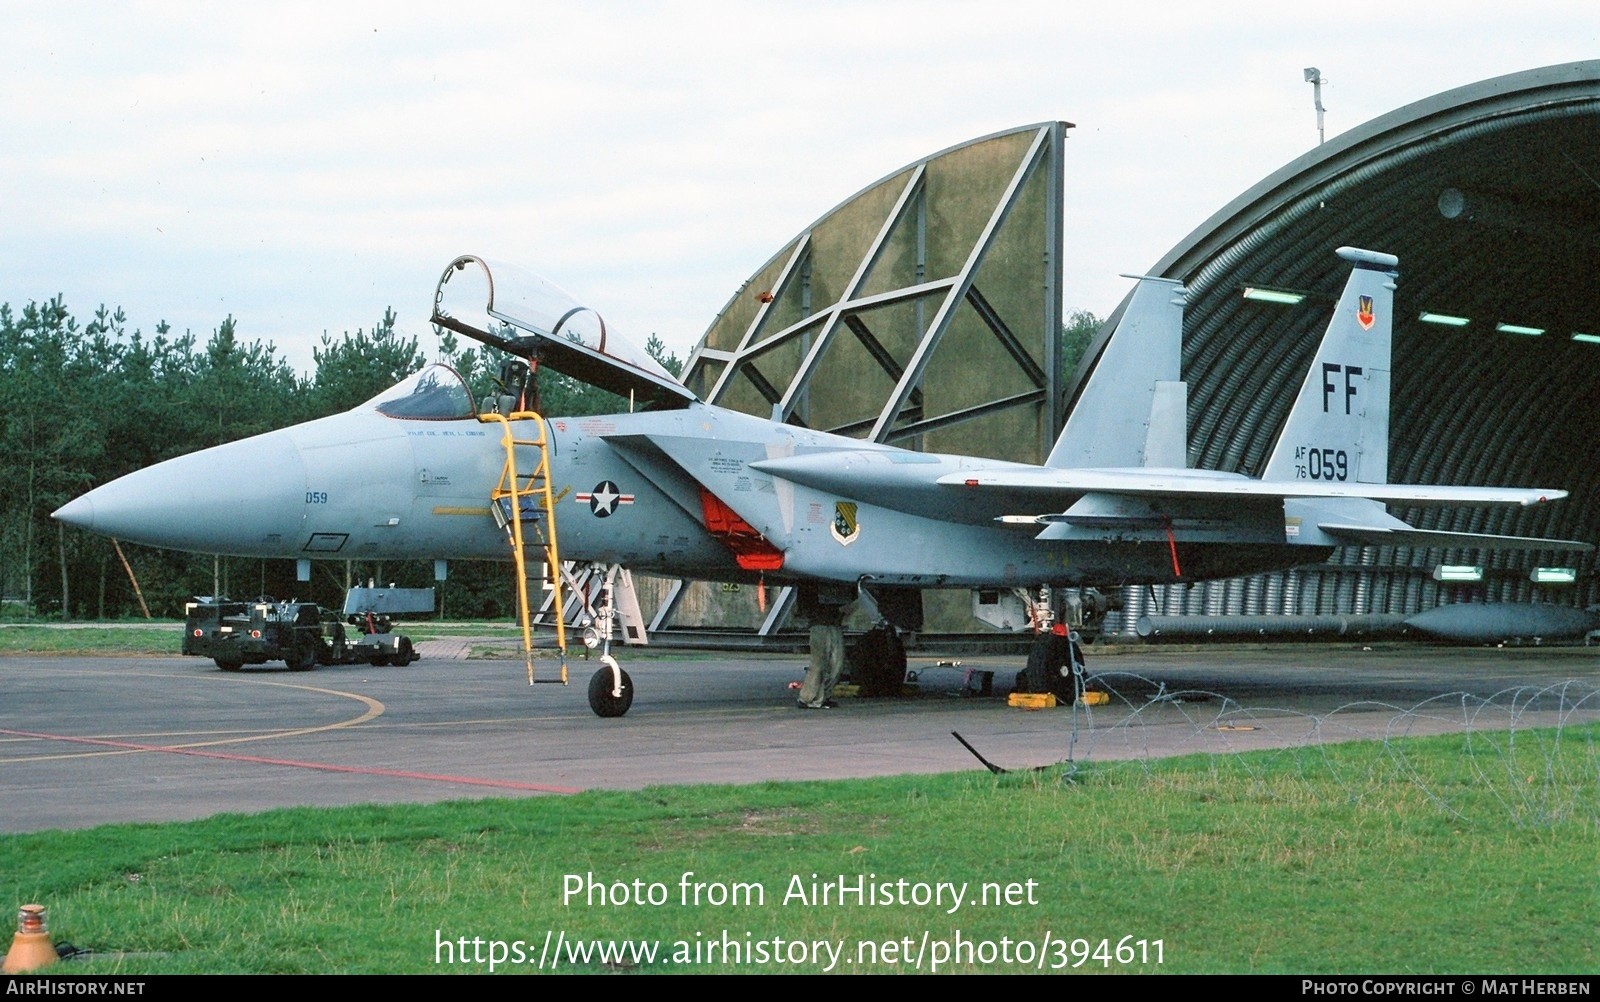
[1261,247,1397,484]
[1048,275,1187,469]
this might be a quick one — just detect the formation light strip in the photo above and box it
[1242,287,1305,305]
[1419,312,1470,326]
[1571,333,1600,344]
[1432,564,1484,582]
[1496,322,1544,336]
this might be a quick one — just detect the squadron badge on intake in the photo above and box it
[830,501,859,545]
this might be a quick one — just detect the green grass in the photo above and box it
[0,624,182,655]
[403,623,522,640]
[4,726,1595,974]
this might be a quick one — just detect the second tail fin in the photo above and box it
[1048,274,1188,469]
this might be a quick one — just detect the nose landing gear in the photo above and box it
[588,655,634,718]
[583,565,634,718]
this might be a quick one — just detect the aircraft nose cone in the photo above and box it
[53,431,309,555]
[52,494,96,531]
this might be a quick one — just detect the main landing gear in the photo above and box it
[850,622,907,698]
[838,583,919,700]
[1013,586,1116,700]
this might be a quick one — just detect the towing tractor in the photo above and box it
[182,597,339,671]
[183,587,429,670]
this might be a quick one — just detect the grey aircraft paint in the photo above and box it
[55,249,1584,602]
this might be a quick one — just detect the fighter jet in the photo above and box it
[54,248,1587,715]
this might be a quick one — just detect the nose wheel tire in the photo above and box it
[588,661,633,718]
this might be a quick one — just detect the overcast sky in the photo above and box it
[4,2,1598,376]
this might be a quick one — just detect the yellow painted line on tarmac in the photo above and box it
[1,663,580,793]
[0,668,383,764]
[0,727,306,745]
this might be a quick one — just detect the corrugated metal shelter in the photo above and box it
[1091,61,1600,631]
[668,64,1600,635]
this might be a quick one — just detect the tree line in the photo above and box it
[3,297,1091,622]
[0,298,672,621]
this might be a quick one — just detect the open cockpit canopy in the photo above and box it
[431,254,695,410]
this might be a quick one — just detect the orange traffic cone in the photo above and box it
[2,904,57,973]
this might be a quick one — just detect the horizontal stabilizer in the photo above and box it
[941,467,1567,508]
[1318,523,1593,553]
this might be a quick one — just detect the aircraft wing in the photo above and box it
[943,468,1589,552]
[938,467,1567,508]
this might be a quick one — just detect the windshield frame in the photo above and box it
[361,363,478,421]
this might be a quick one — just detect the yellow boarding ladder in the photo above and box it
[478,410,567,684]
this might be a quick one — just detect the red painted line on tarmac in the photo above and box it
[0,728,582,795]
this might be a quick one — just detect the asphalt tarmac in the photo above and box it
[3,641,1597,832]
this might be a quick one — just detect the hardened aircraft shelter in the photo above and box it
[661,122,1067,633]
[665,63,1600,635]
[1097,60,1600,632]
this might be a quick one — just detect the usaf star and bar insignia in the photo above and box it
[575,481,634,518]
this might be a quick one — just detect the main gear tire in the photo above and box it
[1020,632,1079,699]
[851,624,906,698]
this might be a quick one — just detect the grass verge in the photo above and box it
[0,625,182,655]
[4,725,1595,974]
